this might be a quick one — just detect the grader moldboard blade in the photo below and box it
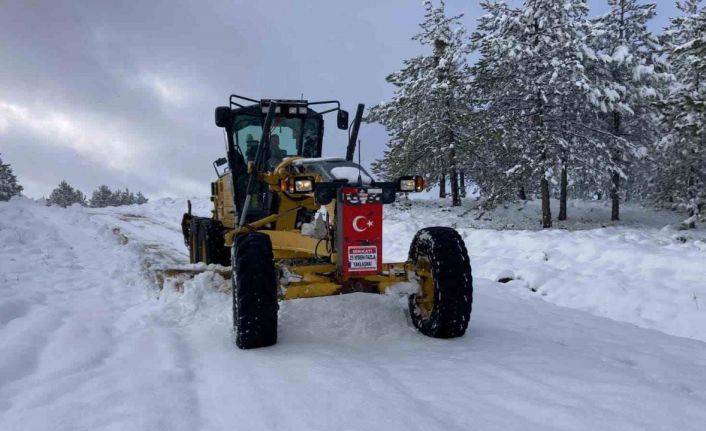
[153,264,232,292]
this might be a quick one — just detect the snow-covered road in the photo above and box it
[1,198,705,430]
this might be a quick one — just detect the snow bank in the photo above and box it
[384,199,706,342]
[0,199,200,431]
[466,228,706,341]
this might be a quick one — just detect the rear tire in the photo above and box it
[188,217,204,263]
[408,227,473,338]
[198,219,230,266]
[232,232,279,349]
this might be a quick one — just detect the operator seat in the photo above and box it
[267,134,287,169]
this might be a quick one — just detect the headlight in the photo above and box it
[398,176,426,192]
[261,105,281,114]
[294,178,313,192]
[280,176,315,193]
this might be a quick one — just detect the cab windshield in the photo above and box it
[232,114,322,167]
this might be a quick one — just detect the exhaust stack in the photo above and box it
[346,103,365,161]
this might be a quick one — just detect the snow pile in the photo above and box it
[466,228,706,342]
[159,270,231,327]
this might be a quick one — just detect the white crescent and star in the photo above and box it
[352,215,374,232]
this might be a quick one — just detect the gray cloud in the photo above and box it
[0,0,676,198]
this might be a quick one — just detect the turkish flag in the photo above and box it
[339,187,383,278]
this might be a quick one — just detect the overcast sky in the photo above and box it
[0,0,677,198]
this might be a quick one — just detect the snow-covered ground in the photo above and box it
[1,196,706,430]
[387,198,706,342]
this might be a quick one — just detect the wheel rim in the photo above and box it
[414,256,434,317]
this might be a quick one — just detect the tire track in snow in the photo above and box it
[0,307,69,407]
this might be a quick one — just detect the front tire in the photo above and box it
[408,227,473,338]
[232,232,279,349]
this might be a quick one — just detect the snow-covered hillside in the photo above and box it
[1,197,706,431]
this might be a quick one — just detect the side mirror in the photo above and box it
[215,106,231,128]
[398,176,426,192]
[337,110,349,130]
[213,157,229,176]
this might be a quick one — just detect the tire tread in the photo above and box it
[408,227,473,338]
[232,232,278,349]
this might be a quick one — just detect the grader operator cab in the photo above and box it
[182,94,473,349]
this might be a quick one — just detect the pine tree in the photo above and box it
[116,189,128,206]
[112,189,130,206]
[656,0,706,227]
[135,192,148,205]
[90,185,114,208]
[472,0,627,227]
[47,181,87,208]
[472,0,632,228]
[0,153,23,201]
[367,0,474,206]
[588,0,667,221]
[89,186,148,207]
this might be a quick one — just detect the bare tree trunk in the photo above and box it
[541,178,552,228]
[518,185,527,201]
[532,19,551,229]
[611,172,620,221]
[559,166,568,221]
[460,171,466,198]
[686,165,697,228]
[447,143,461,206]
[450,169,461,206]
[439,173,446,198]
[611,111,621,221]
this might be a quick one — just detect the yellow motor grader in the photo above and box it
[182,94,473,349]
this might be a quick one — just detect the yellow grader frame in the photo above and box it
[180,95,473,349]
